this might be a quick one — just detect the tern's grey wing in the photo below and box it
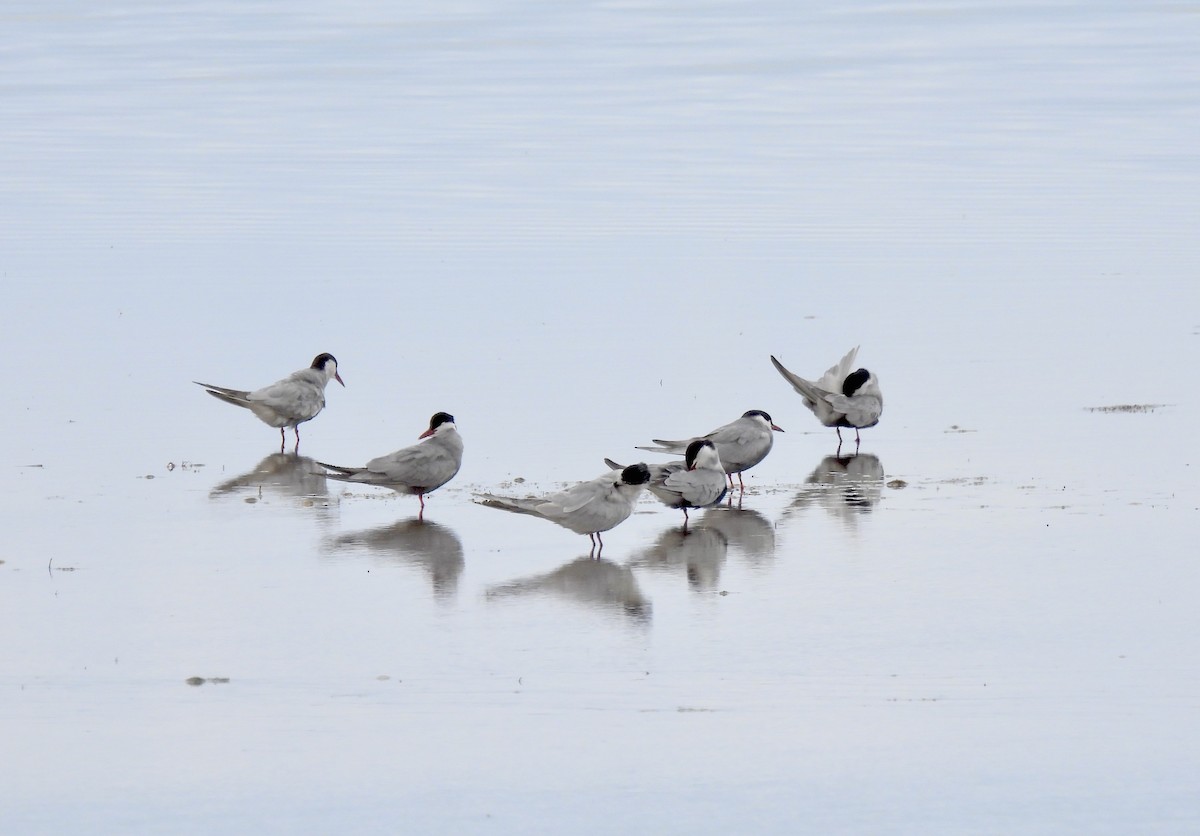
[638,440,690,455]
[770,356,824,403]
[662,468,727,507]
[548,478,605,514]
[654,461,687,481]
[645,461,687,505]
[705,417,764,447]
[317,448,422,487]
[194,381,251,401]
[248,376,324,421]
[364,443,426,477]
[815,346,860,392]
[825,393,883,429]
[476,494,547,517]
[364,436,462,491]
[315,460,357,477]
[772,356,846,427]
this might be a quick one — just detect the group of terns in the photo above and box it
[195,347,882,549]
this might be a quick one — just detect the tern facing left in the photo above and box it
[476,463,652,553]
[195,352,344,451]
[605,438,727,528]
[770,347,882,452]
[636,410,783,491]
[316,412,463,519]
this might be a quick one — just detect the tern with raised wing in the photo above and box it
[476,463,652,553]
[605,438,727,528]
[636,410,783,491]
[770,347,882,452]
[317,412,463,518]
[195,352,344,451]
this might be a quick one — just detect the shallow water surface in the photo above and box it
[2,0,1198,833]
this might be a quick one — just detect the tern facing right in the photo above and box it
[195,352,344,451]
[476,463,652,553]
[316,412,463,519]
[770,347,882,452]
[605,438,727,528]
[636,410,783,491]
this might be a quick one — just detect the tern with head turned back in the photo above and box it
[605,438,727,529]
[195,352,344,451]
[475,464,652,554]
[316,412,463,519]
[770,347,882,453]
[636,410,783,491]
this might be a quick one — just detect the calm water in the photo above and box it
[2,1,1198,833]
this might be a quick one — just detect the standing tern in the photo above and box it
[770,347,882,453]
[476,463,652,553]
[605,438,727,528]
[316,412,463,519]
[195,352,344,451]
[636,410,783,491]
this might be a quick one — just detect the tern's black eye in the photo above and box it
[843,369,870,397]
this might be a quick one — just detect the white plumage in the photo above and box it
[770,347,882,451]
[195,352,344,450]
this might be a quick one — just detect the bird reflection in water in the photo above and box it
[486,556,650,622]
[325,518,464,600]
[788,453,885,530]
[208,453,332,504]
[628,525,729,591]
[697,505,776,567]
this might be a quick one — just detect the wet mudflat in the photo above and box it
[2,0,1199,832]
[3,401,1196,833]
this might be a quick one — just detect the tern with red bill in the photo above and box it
[317,412,463,518]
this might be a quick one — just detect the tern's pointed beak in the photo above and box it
[771,423,784,432]
[418,427,435,439]
[335,372,345,387]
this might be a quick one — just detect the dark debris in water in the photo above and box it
[1085,404,1169,414]
[185,676,231,686]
